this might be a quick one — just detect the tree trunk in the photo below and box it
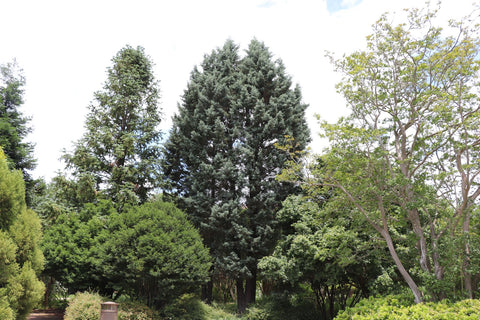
[261,280,274,296]
[246,269,257,305]
[408,209,431,273]
[429,221,445,300]
[236,279,247,314]
[43,276,54,309]
[201,279,213,304]
[431,237,445,300]
[328,285,336,320]
[382,229,423,303]
[463,210,473,299]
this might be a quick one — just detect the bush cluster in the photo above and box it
[119,301,157,320]
[160,294,237,320]
[64,292,157,320]
[334,295,480,320]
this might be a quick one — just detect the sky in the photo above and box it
[0,0,476,181]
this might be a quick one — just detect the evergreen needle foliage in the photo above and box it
[162,39,310,312]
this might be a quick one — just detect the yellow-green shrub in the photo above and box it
[64,292,157,320]
[64,292,104,320]
[118,301,157,320]
[334,295,480,320]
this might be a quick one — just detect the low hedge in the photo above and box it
[334,295,480,320]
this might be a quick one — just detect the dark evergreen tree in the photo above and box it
[63,45,162,210]
[163,40,242,303]
[162,39,310,313]
[230,40,310,311]
[0,60,37,204]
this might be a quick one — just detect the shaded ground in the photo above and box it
[27,310,64,320]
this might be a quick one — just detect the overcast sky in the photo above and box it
[0,0,475,181]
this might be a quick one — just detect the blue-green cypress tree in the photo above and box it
[162,39,310,313]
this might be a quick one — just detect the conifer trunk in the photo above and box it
[236,279,247,314]
[245,271,257,305]
[463,210,473,299]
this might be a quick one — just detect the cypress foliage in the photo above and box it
[162,39,309,313]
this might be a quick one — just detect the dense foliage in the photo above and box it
[0,147,44,319]
[259,195,382,319]
[63,292,104,320]
[42,200,114,293]
[101,201,211,307]
[162,39,309,313]
[43,199,211,308]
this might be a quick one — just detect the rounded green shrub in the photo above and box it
[64,292,103,320]
[64,292,157,320]
[102,201,211,308]
[118,301,157,320]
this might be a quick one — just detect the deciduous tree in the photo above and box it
[259,195,381,320]
[308,4,480,302]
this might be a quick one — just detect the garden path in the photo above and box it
[27,310,64,320]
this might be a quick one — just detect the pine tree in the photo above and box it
[162,39,310,313]
[63,45,162,210]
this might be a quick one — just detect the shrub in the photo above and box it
[334,295,480,320]
[102,201,212,308]
[246,293,320,320]
[118,301,157,320]
[7,262,45,319]
[65,292,157,320]
[161,294,237,320]
[64,292,103,320]
[244,307,269,320]
[0,292,14,320]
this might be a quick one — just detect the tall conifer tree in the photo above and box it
[162,39,309,312]
[63,45,162,209]
[0,61,37,204]
[163,40,242,303]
